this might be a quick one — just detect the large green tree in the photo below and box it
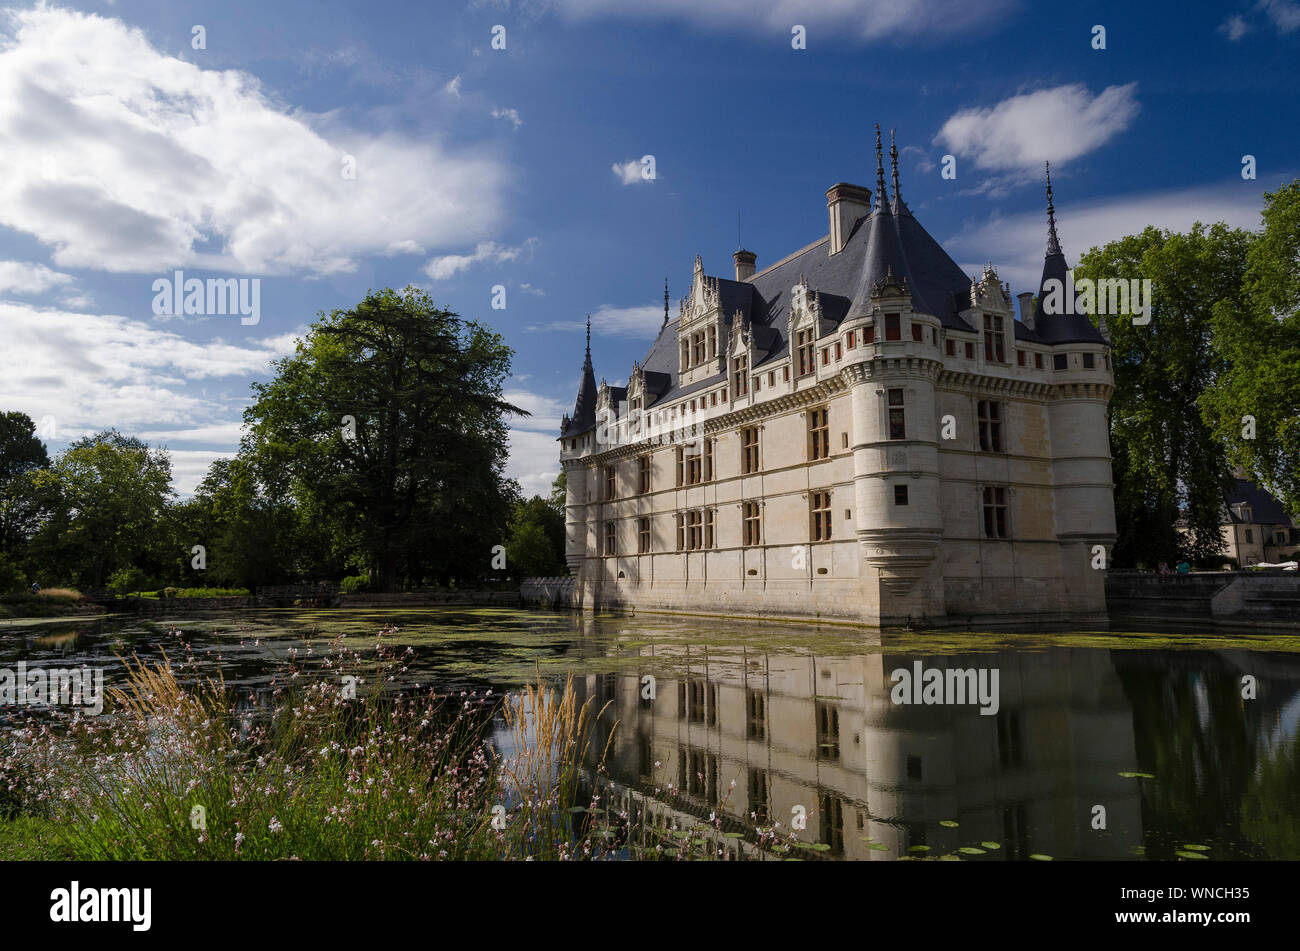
[165,457,300,589]
[1076,222,1252,568]
[1203,180,1300,515]
[27,430,172,588]
[0,411,49,556]
[505,494,567,578]
[241,286,523,589]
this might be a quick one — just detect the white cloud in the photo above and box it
[504,388,568,433]
[423,239,536,280]
[137,421,247,445]
[1219,13,1250,40]
[168,448,237,496]
[519,282,545,296]
[612,159,653,185]
[444,74,463,96]
[530,303,663,338]
[945,178,1270,294]
[506,427,561,498]
[491,106,522,130]
[0,260,74,295]
[935,83,1140,178]
[1261,0,1300,32]
[0,6,509,275]
[0,301,296,492]
[547,0,1018,42]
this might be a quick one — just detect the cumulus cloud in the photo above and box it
[529,303,663,337]
[423,239,536,280]
[945,177,1271,294]
[0,6,508,275]
[546,0,1017,42]
[1261,0,1300,32]
[935,84,1140,177]
[507,427,562,498]
[0,301,297,491]
[0,260,74,295]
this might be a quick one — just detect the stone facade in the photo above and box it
[559,135,1116,627]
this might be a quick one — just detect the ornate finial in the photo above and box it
[874,123,887,209]
[586,314,591,351]
[890,128,901,202]
[1045,161,1061,256]
[663,278,669,327]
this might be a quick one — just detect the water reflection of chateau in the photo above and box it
[572,644,1143,859]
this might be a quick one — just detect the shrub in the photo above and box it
[107,567,149,596]
[35,588,82,600]
[340,574,369,594]
[163,587,179,599]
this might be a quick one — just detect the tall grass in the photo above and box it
[0,634,804,861]
[0,638,613,860]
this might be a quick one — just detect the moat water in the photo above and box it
[3,607,1298,860]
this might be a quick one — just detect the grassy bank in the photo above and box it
[0,588,93,619]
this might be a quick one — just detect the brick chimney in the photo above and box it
[733,248,757,282]
[1018,292,1035,331]
[826,182,872,255]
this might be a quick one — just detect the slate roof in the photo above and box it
[1225,479,1294,526]
[562,160,1105,432]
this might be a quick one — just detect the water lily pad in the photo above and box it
[1176,850,1208,860]
[1029,853,1053,861]
[959,846,986,854]
[907,844,931,852]
[809,842,831,852]
[864,841,889,851]
[1118,771,1156,779]
[940,820,959,828]
[939,854,962,861]
[1182,843,1210,851]
[981,841,1001,850]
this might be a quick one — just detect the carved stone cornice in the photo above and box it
[1048,381,1115,401]
[935,369,1054,399]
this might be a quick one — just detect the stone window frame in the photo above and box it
[979,483,1011,540]
[808,406,831,460]
[742,500,762,546]
[741,426,761,474]
[976,399,1004,453]
[810,489,833,541]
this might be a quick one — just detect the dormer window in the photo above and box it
[796,329,816,377]
[983,314,1006,363]
[732,355,749,395]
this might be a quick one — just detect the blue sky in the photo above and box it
[0,0,1296,496]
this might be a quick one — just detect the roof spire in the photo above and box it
[890,128,901,203]
[1045,161,1062,256]
[874,123,888,211]
[585,314,591,362]
[663,278,669,328]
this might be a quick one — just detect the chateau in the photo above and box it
[559,129,1117,626]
